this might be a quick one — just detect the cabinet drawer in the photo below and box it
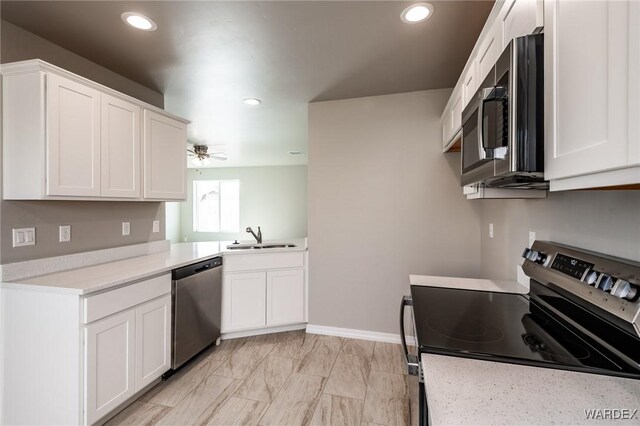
[83,274,171,324]
[224,252,304,272]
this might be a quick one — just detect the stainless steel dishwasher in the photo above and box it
[171,256,222,370]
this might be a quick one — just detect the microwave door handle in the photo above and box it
[477,88,494,160]
[400,295,419,376]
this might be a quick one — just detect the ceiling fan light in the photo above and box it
[191,156,210,167]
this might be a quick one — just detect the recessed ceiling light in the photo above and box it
[400,3,434,24]
[243,98,262,106]
[288,151,305,155]
[121,12,157,31]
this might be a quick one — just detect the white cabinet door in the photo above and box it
[477,22,500,84]
[544,0,630,181]
[143,110,187,200]
[222,272,266,332]
[266,269,304,326]
[101,94,141,198]
[462,61,478,109]
[451,90,463,133]
[46,72,101,197]
[134,295,171,392]
[501,0,544,47]
[84,309,135,425]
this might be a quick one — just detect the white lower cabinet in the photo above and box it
[1,274,172,426]
[83,281,171,424]
[222,252,307,334]
[84,310,136,425]
[134,294,171,392]
[223,272,267,331]
[267,269,305,326]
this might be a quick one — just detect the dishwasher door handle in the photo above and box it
[194,264,211,273]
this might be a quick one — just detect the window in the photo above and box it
[193,180,240,232]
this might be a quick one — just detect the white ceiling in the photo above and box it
[0,1,493,168]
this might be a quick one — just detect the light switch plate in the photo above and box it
[489,223,494,239]
[59,225,71,243]
[13,227,36,247]
[152,220,160,233]
[122,222,131,236]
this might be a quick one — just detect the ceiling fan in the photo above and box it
[187,144,228,166]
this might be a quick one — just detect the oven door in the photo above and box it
[461,85,508,186]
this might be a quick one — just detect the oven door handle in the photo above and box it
[400,295,419,376]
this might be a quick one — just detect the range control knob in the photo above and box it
[583,270,599,285]
[536,254,547,265]
[611,280,638,301]
[522,248,532,259]
[597,274,614,292]
[526,250,546,263]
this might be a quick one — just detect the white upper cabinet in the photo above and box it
[545,0,640,190]
[462,61,478,107]
[46,73,101,197]
[1,60,189,201]
[500,0,544,47]
[441,0,543,153]
[477,22,500,84]
[143,110,187,200]
[101,94,141,198]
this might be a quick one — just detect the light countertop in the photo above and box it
[1,239,306,296]
[410,274,529,294]
[422,353,640,425]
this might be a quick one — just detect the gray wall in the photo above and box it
[308,89,482,335]
[177,166,308,243]
[1,20,166,264]
[1,201,165,264]
[479,191,640,280]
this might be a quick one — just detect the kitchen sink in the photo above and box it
[226,243,297,250]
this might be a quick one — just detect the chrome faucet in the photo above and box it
[246,226,262,244]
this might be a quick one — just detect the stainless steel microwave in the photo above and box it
[461,33,546,189]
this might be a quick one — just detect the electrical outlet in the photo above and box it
[529,231,536,248]
[152,220,160,233]
[12,227,36,247]
[489,223,494,239]
[122,222,131,236]
[59,225,71,243]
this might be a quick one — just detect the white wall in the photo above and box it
[308,89,483,335]
[178,166,307,243]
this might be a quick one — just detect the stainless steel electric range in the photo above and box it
[401,241,640,426]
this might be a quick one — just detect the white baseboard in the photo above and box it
[221,323,307,340]
[306,324,416,346]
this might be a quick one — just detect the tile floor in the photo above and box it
[105,331,418,426]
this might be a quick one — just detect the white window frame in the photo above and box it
[193,179,240,233]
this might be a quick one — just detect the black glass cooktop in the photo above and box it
[411,284,640,378]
